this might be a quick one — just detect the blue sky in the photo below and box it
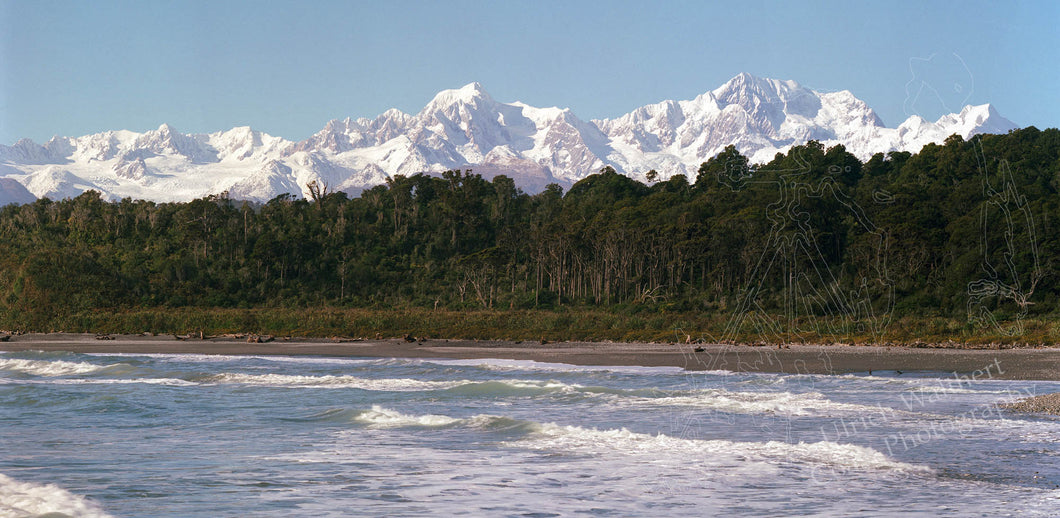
[1,0,1057,144]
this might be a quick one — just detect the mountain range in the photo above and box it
[0,73,1018,204]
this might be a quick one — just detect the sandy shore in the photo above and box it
[2,333,1059,380]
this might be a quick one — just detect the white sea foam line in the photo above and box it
[350,405,533,431]
[423,358,686,375]
[0,358,108,377]
[627,390,887,416]
[200,372,467,390]
[86,352,256,363]
[0,473,112,518]
[513,422,932,473]
[834,373,1054,392]
[350,406,929,473]
[3,378,197,387]
[248,356,391,366]
[89,352,392,366]
[446,379,588,393]
[354,405,464,428]
[201,374,608,392]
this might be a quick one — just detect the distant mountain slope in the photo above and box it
[0,74,1017,202]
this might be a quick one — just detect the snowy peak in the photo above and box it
[710,73,814,129]
[0,138,57,164]
[893,103,1017,149]
[294,118,372,154]
[713,73,794,106]
[209,126,291,161]
[597,72,977,168]
[133,123,216,163]
[955,103,1014,136]
[0,74,1020,203]
[423,82,494,113]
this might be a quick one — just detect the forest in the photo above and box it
[0,127,1057,343]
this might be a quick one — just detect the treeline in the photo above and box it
[1,127,1057,336]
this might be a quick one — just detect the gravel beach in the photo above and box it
[2,333,1059,380]
[1001,392,1060,415]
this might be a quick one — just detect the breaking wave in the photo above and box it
[425,358,686,375]
[629,389,888,416]
[514,422,931,472]
[0,358,111,377]
[353,405,466,428]
[0,377,197,387]
[0,473,111,518]
[346,406,930,473]
[198,373,467,391]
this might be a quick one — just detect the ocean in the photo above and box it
[1,349,1058,517]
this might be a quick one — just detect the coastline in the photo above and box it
[3,333,1060,380]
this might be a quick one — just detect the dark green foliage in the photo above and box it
[0,129,1058,338]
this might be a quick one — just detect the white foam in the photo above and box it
[3,377,197,387]
[904,386,996,395]
[838,374,1032,394]
[349,406,529,431]
[0,473,112,517]
[632,389,886,416]
[94,353,390,367]
[346,406,928,473]
[90,353,252,363]
[446,379,585,394]
[0,358,107,377]
[425,358,686,375]
[202,373,465,391]
[249,356,389,366]
[353,405,464,428]
[516,422,931,473]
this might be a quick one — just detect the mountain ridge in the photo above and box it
[0,73,1018,203]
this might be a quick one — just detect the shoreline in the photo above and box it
[3,333,1060,380]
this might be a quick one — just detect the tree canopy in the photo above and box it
[1,128,1057,335]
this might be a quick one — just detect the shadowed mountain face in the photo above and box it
[0,74,1017,202]
[0,177,36,206]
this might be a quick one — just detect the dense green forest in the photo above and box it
[1,128,1058,342]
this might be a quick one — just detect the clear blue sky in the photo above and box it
[1,0,1057,144]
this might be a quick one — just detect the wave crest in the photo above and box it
[518,422,930,472]
[0,358,108,377]
[199,373,465,391]
[0,473,112,518]
[637,389,885,415]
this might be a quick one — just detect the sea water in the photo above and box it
[1,349,1058,517]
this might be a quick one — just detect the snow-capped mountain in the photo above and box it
[0,74,1018,203]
